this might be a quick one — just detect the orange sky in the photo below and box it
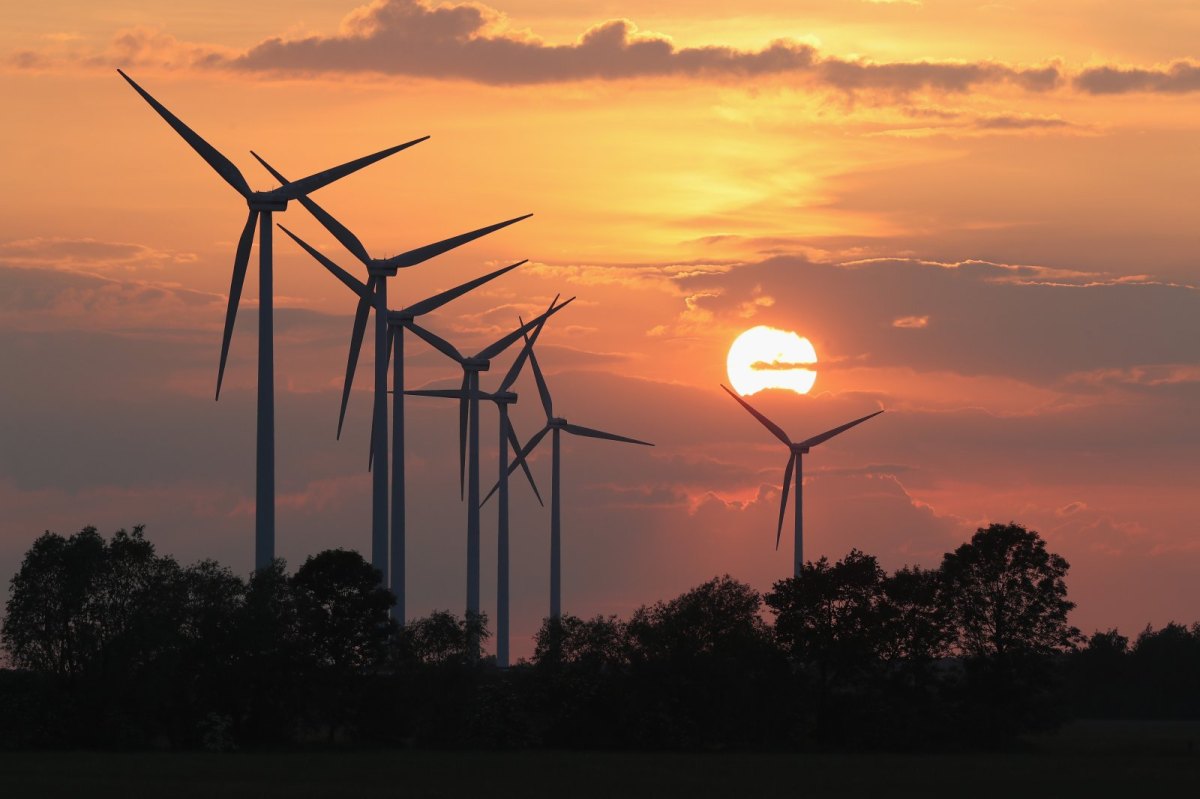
[2,0,1198,657]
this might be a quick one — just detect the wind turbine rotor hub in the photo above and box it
[493,391,517,404]
[549,417,567,428]
[463,358,490,372]
[387,311,415,325]
[791,444,810,454]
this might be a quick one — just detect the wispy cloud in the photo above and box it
[1076,60,1200,94]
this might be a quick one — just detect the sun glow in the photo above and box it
[727,326,817,396]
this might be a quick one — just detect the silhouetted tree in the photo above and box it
[1067,629,1131,717]
[1130,622,1200,718]
[227,559,302,744]
[389,611,493,746]
[939,522,1079,737]
[1,525,188,745]
[766,550,888,742]
[396,610,490,667]
[625,576,784,748]
[875,565,954,743]
[531,615,630,747]
[290,549,395,740]
[878,566,950,665]
[534,614,629,669]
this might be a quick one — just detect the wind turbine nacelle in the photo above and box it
[463,358,491,372]
[248,196,288,212]
[493,391,517,404]
[368,263,399,277]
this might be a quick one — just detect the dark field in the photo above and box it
[0,721,1196,798]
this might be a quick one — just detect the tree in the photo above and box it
[1130,622,1200,717]
[878,566,950,666]
[227,558,302,743]
[628,575,768,663]
[531,615,629,747]
[291,549,394,673]
[1067,629,1131,718]
[288,549,395,740]
[940,523,1078,659]
[390,611,492,746]
[624,576,782,747]
[938,522,1079,736]
[765,550,888,741]
[1,525,187,745]
[396,610,489,667]
[533,614,628,670]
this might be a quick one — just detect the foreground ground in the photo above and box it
[0,721,1196,798]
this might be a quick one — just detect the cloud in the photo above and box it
[973,113,1073,130]
[1076,60,1200,94]
[0,237,197,272]
[15,0,1066,95]
[228,1,1060,92]
[0,263,220,330]
[671,256,1200,385]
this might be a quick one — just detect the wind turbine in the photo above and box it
[256,154,529,593]
[278,223,528,620]
[488,345,654,621]
[118,69,426,571]
[720,385,882,576]
[405,300,573,653]
[405,304,553,667]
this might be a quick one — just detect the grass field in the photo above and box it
[0,721,1196,798]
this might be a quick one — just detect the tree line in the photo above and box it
[0,522,1195,750]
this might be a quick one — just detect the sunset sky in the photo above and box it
[2,0,1198,657]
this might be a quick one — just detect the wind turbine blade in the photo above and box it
[476,297,574,361]
[251,152,371,265]
[521,346,551,419]
[117,70,251,197]
[719,384,792,447]
[337,277,375,439]
[507,419,543,506]
[481,424,550,507]
[277,225,369,299]
[406,320,464,363]
[367,325,397,471]
[274,137,429,201]
[562,423,653,447]
[403,260,526,319]
[499,294,558,393]
[458,372,469,499]
[799,410,884,449]
[776,454,796,551]
[381,214,533,270]
[215,210,258,400]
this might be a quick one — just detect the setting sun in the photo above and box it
[727,326,817,396]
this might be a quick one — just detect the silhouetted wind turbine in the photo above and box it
[118,69,425,571]
[257,154,529,592]
[720,385,882,577]
[406,301,573,652]
[278,224,526,619]
[489,345,653,620]
[406,303,553,667]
